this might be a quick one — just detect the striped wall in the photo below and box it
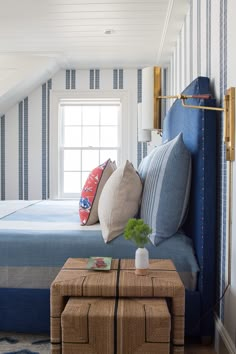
[166,0,236,350]
[65,70,76,90]
[0,68,144,200]
[18,99,29,200]
[136,68,147,166]
[89,69,100,89]
[113,69,124,89]
[0,116,5,200]
[42,79,52,199]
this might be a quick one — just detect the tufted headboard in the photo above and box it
[163,77,217,336]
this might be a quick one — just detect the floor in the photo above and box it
[185,338,216,354]
[0,332,217,354]
[185,346,216,354]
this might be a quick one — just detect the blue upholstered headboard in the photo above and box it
[163,77,216,335]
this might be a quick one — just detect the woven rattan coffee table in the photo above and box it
[50,258,185,354]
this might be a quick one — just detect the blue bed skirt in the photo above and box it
[0,288,206,336]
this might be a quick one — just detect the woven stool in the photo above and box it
[61,297,115,354]
[61,297,170,354]
[117,298,171,354]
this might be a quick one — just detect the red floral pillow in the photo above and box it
[79,159,116,225]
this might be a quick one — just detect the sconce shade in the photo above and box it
[137,103,151,142]
[142,66,161,130]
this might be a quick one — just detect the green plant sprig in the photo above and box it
[124,218,152,248]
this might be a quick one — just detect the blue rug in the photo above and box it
[0,333,50,354]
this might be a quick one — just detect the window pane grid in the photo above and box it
[61,103,120,197]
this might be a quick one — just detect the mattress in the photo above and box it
[0,200,199,290]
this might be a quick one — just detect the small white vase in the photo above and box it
[135,247,149,275]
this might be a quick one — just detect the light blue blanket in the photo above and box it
[0,200,199,290]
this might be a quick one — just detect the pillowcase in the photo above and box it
[98,160,143,243]
[140,133,192,245]
[138,147,157,182]
[79,159,116,225]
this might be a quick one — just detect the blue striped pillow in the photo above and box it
[140,133,191,245]
[138,147,157,182]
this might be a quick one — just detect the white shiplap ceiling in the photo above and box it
[0,0,189,114]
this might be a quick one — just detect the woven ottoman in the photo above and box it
[61,297,115,354]
[61,296,170,354]
[117,298,171,354]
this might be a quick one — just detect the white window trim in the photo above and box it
[60,102,120,199]
[50,90,130,199]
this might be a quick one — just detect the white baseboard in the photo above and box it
[215,316,236,354]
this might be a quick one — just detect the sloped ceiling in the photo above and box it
[0,0,189,115]
[0,55,59,115]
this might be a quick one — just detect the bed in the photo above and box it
[0,77,216,339]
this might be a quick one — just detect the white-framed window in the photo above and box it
[60,100,120,198]
[50,91,129,199]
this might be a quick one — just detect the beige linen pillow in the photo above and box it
[98,160,142,243]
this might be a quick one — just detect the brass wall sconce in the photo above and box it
[142,67,161,131]
[142,65,235,161]
[158,87,235,161]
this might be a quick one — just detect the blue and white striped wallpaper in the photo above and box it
[18,98,29,200]
[47,79,52,198]
[18,102,23,200]
[136,68,147,165]
[65,69,76,89]
[206,0,211,78]
[42,83,47,200]
[23,97,28,200]
[42,79,52,200]
[1,115,5,200]
[118,69,124,89]
[113,69,124,89]
[137,68,142,166]
[89,69,100,89]
[71,70,76,89]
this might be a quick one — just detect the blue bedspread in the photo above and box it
[0,200,199,291]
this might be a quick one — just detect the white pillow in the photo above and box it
[98,161,143,243]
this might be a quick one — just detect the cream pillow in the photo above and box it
[98,160,142,243]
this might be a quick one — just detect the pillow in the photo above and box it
[138,147,157,182]
[79,159,116,225]
[140,133,192,245]
[98,160,143,243]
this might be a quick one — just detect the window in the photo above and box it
[50,91,129,199]
[59,100,121,198]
